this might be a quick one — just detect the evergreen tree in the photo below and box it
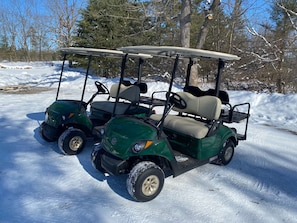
[74,0,149,49]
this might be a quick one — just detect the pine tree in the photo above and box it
[75,0,148,49]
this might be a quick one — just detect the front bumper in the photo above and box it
[100,152,128,175]
[39,122,60,142]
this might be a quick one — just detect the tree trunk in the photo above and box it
[180,0,191,48]
[190,0,221,86]
[180,0,191,84]
[228,0,243,53]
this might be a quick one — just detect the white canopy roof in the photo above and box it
[118,45,240,61]
[59,47,152,59]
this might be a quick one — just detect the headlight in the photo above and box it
[100,128,105,136]
[45,112,49,122]
[91,143,102,161]
[132,140,153,153]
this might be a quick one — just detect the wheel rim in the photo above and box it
[142,175,160,196]
[69,136,83,151]
[224,146,233,161]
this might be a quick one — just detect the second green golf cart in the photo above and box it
[39,47,152,155]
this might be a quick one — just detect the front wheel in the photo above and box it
[218,140,235,165]
[91,144,106,173]
[58,128,86,155]
[127,161,165,202]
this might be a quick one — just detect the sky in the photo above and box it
[0,0,273,51]
[0,0,271,22]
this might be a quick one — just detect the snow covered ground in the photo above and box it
[0,61,296,223]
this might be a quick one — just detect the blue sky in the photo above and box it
[222,0,271,27]
[0,0,273,50]
[0,0,270,21]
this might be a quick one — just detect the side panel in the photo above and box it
[199,134,222,160]
[165,129,200,159]
[164,124,237,160]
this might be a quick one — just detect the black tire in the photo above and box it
[219,140,235,165]
[91,145,106,173]
[127,161,165,202]
[58,128,86,155]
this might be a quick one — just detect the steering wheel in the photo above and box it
[169,92,187,109]
[95,81,109,94]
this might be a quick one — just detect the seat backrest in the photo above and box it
[184,86,229,104]
[172,92,222,120]
[109,83,140,102]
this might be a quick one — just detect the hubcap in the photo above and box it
[69,136,83,151]
[224,146,233,161]
[142,175,160,196]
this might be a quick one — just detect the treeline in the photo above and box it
[0,0,296,93]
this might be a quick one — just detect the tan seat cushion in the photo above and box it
[150,114,209,139]
[109,84,140,102]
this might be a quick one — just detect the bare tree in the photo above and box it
[245,0,297,93]
[181,0,191,48]
[188,0,221,86]
[46,0,83,48]
[0,9,18,60]
[195,0,221,49]
[226,0,248,54]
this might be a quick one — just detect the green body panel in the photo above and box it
[199,125,235,159]
[45,100,92,130]
[103,116,237,163]
[165,124,236,160]
[102,117,175,161]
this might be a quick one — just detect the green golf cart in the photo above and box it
[39,47,152,155]
[91,46,250,202]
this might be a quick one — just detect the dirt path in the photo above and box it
[0,85,53,94]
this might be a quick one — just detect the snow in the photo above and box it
[0,61,297,223]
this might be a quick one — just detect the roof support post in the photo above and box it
[113,53,128,116]
[81,55,92,102]
[158,54,180,137]
[185,58,193,87]
[137,58,144,84]
[56,53,67,100]
[215,59,225,97]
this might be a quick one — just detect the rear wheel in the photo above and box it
[58,128,86,155]
[219,140,235,165]
[127,161,164,202]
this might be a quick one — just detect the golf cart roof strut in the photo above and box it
[81,55,92,102]
[214,59,225,97]
[112,53,128,116]
[137,58,144,84]
[157,53,180,137]
[185,58,194,87]
[56,54,67,100]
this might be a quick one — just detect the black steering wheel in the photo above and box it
[169,92,187,109]
[95,81,109,94]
